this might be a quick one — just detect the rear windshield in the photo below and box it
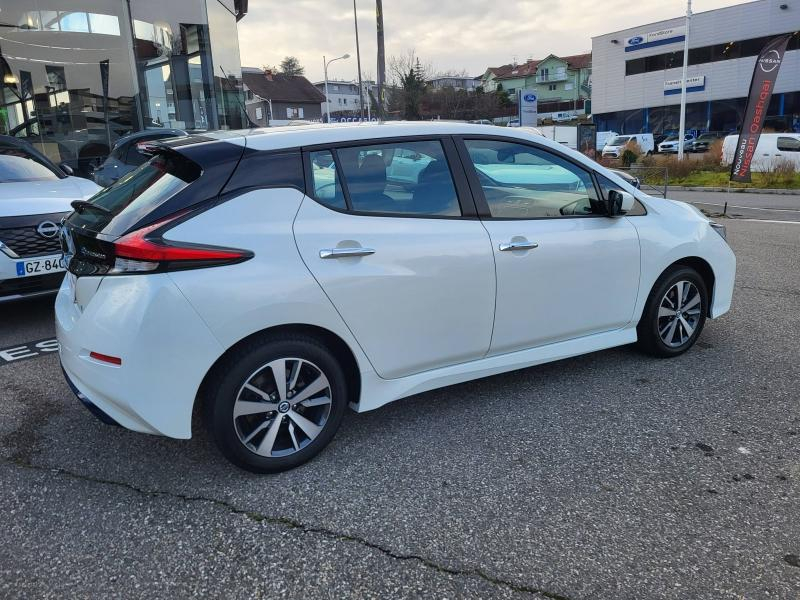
[66,150,201,236]
[0,144,59,182]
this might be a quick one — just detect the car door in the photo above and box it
[457,137,641,355]
[293,137,496,380]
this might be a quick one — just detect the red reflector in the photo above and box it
[90,351,122,366]
[114,214,247,263]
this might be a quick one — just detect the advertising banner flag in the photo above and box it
[730,34,792,183]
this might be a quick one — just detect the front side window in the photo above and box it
[464,139,601,218]
[334,140,460,216]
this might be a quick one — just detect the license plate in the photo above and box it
[16,255,65,277]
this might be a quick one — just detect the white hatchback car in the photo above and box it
[56,123,735,473]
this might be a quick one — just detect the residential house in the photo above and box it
[427,76,480,92]
[242,67,326,126]
[312,80,379,119]
[481,53,592,115]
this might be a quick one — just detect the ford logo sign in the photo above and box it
[628,36,644,45]
[523,93,537,102]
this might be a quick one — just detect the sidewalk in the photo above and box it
[666,185,800,195]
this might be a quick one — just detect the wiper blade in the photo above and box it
[71,200,111,215]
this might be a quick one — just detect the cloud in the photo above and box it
[238,0,745,81]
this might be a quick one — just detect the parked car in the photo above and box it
[469,119,494,125]
[596,131,619,152]
[608,168,641,189]
[721,132,800,171]
[57,122,735,473]
[0,136,100,302]
[658,134,695,154]
[507,118,521,127]
[691,133,723,153]
[652,134,669,152]
[93,129,188,187]
[601,133,655,157]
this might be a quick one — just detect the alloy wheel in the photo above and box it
[233,358,333,458]
[657,280,702,348]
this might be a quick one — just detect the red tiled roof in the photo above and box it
[487,53,591,80]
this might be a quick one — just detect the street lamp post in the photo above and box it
[677,0,692,160]
[323,53,350,123]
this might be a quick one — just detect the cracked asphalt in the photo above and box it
[1,218,799,599]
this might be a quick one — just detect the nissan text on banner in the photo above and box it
[730,34,792,183]
[518,90,538,127]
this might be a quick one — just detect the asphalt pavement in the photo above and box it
[666,190,800,222]
[1,218,799,599]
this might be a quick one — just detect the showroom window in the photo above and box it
[464,139,601,218]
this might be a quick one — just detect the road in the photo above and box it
[666,190,800,221]
[1,219,799,599]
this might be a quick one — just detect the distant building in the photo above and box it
[312,80,379,118]
[591,0,800,135]
[480,53,592,115]
[427,76,480,92]
[243,68,326,126]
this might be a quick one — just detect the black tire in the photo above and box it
[204,333,348,473]
[636,266,708,358]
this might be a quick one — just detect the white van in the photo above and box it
[552,112,574,123]
[722,133,800,171]
[601,133,655,157]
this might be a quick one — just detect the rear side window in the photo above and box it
[66,151,200,233]
[309,150,346,210]
[333,140,460,216]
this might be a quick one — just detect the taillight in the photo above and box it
[108,212,252,274]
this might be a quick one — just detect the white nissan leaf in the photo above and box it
[56,123,735,473]
[0,136,100,302]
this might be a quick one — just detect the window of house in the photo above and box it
[255,107,263,120]
[464,139,602,218]
[318,140,461,216]
[548,84,557,91]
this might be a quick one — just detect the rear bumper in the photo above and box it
[56,272,225,439]
[61,363,120,427]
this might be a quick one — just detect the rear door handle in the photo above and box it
[499,240,538,251]
[319,247,375,259]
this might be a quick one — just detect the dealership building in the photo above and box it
[591,0,800,135]
[0,1,248,175]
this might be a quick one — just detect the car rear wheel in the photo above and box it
[637,266,708,358]
[205,334,348,473]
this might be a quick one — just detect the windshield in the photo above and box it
[66,150,201,235]
[0,145,59,182]
[662,136,678,142]
[608,136,631,146]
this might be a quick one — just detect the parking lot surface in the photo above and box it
[1,218,799,599]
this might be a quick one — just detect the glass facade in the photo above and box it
[595,93,800,136]
[0,1,245,177]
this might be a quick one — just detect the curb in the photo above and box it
[665,186,800,195]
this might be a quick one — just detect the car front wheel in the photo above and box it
[205,334,348,473]
[637,266,708,358]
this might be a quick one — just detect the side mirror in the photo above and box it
[606,190,635,217]
[59,162,74,176]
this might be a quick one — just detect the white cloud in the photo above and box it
[238,0,748,81]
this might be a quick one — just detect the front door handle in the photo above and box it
[319,247,375,259]
[498,240,538,252]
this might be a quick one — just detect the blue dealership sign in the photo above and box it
[518,89,538,126]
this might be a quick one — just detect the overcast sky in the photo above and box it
[238,0,749,82]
